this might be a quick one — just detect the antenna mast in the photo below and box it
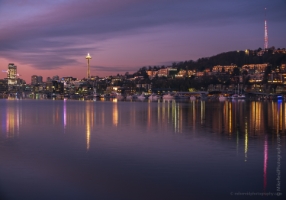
[264,8,268,50]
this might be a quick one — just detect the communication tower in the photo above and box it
[264,8,268,50]
[86,53,92,79]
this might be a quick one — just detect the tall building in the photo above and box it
[37,76,43,84]
[7,63,17,85]
[52,75,59,81]
[31,75,38,85]
[46,77,52,82]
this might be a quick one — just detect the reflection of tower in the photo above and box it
[264,8,268,50]
[86,53,92,79]
[263,136,268,192]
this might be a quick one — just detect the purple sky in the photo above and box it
[0,0,285,82]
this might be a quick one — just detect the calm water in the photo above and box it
[0,99,285,200]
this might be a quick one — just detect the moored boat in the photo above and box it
[149,93,160,101]
[190,95,196,101]
[137,93,146,100]
[219,94,227,101]
[162,93,174,100]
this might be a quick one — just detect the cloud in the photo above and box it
[92,65,136,73]
[0,0,285,72]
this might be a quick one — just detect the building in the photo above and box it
[52,75,59,81]
[157,67,177,77]
[146,70,158,78]
[212,64,237,74]
[46,77,52,82]
[37,76,43,84]
[7,63,17,85]
[241,64,268,74]
[46,81,64,93]
[31,75,38,85]
[61,77,76,84]
[0,79,8,93]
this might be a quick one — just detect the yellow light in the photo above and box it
[86,53,92,59]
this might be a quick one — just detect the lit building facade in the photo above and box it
[241,64,268,74]
[7,63,17,85]
[31,75,38,85]
[212,64,237,74]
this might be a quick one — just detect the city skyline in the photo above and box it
[0,0,286,82]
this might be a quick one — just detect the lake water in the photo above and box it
[0,99,285,200]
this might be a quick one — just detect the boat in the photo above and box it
[126,95,133,100]
[149,93,160,101]
[176,93,189,99]
[199,93,208,100]
[219,94,227,101]
[231,84,245,99]
[137,93,146,100]
[231,94,245,99]
[116,94,124,100]
[190,95,196,101]
[93,89,100,98]
[162,93,174,100]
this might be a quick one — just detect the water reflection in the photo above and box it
[86,104,91,151]
[113,103,118,126]
[263,136,268,192]
[1,100,286,138]
[63,99,67,132]
[2,101,21,138]
[244,119,248,162]
[0,99,285,199]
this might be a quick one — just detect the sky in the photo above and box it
[0,0,286,83]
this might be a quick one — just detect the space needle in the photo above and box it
[86,53,92,79]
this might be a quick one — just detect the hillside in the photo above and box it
[173,48,286,71]
[137,48,286,74]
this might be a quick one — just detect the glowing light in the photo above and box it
[263,136,268,191]
[244,122,248,162]
[113,103,118,126]
[63,100,66,133]
[86,103,91,151]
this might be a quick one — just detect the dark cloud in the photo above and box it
[0,0,285,71]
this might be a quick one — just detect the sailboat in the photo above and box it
[231,84,245,99]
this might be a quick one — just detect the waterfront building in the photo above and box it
[7,63,17,86]
[0,79,8,93]
[136,83,151,91]
[46,81,64,93]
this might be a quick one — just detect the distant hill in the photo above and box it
[171,48,286,72]
[137,48,286,74]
